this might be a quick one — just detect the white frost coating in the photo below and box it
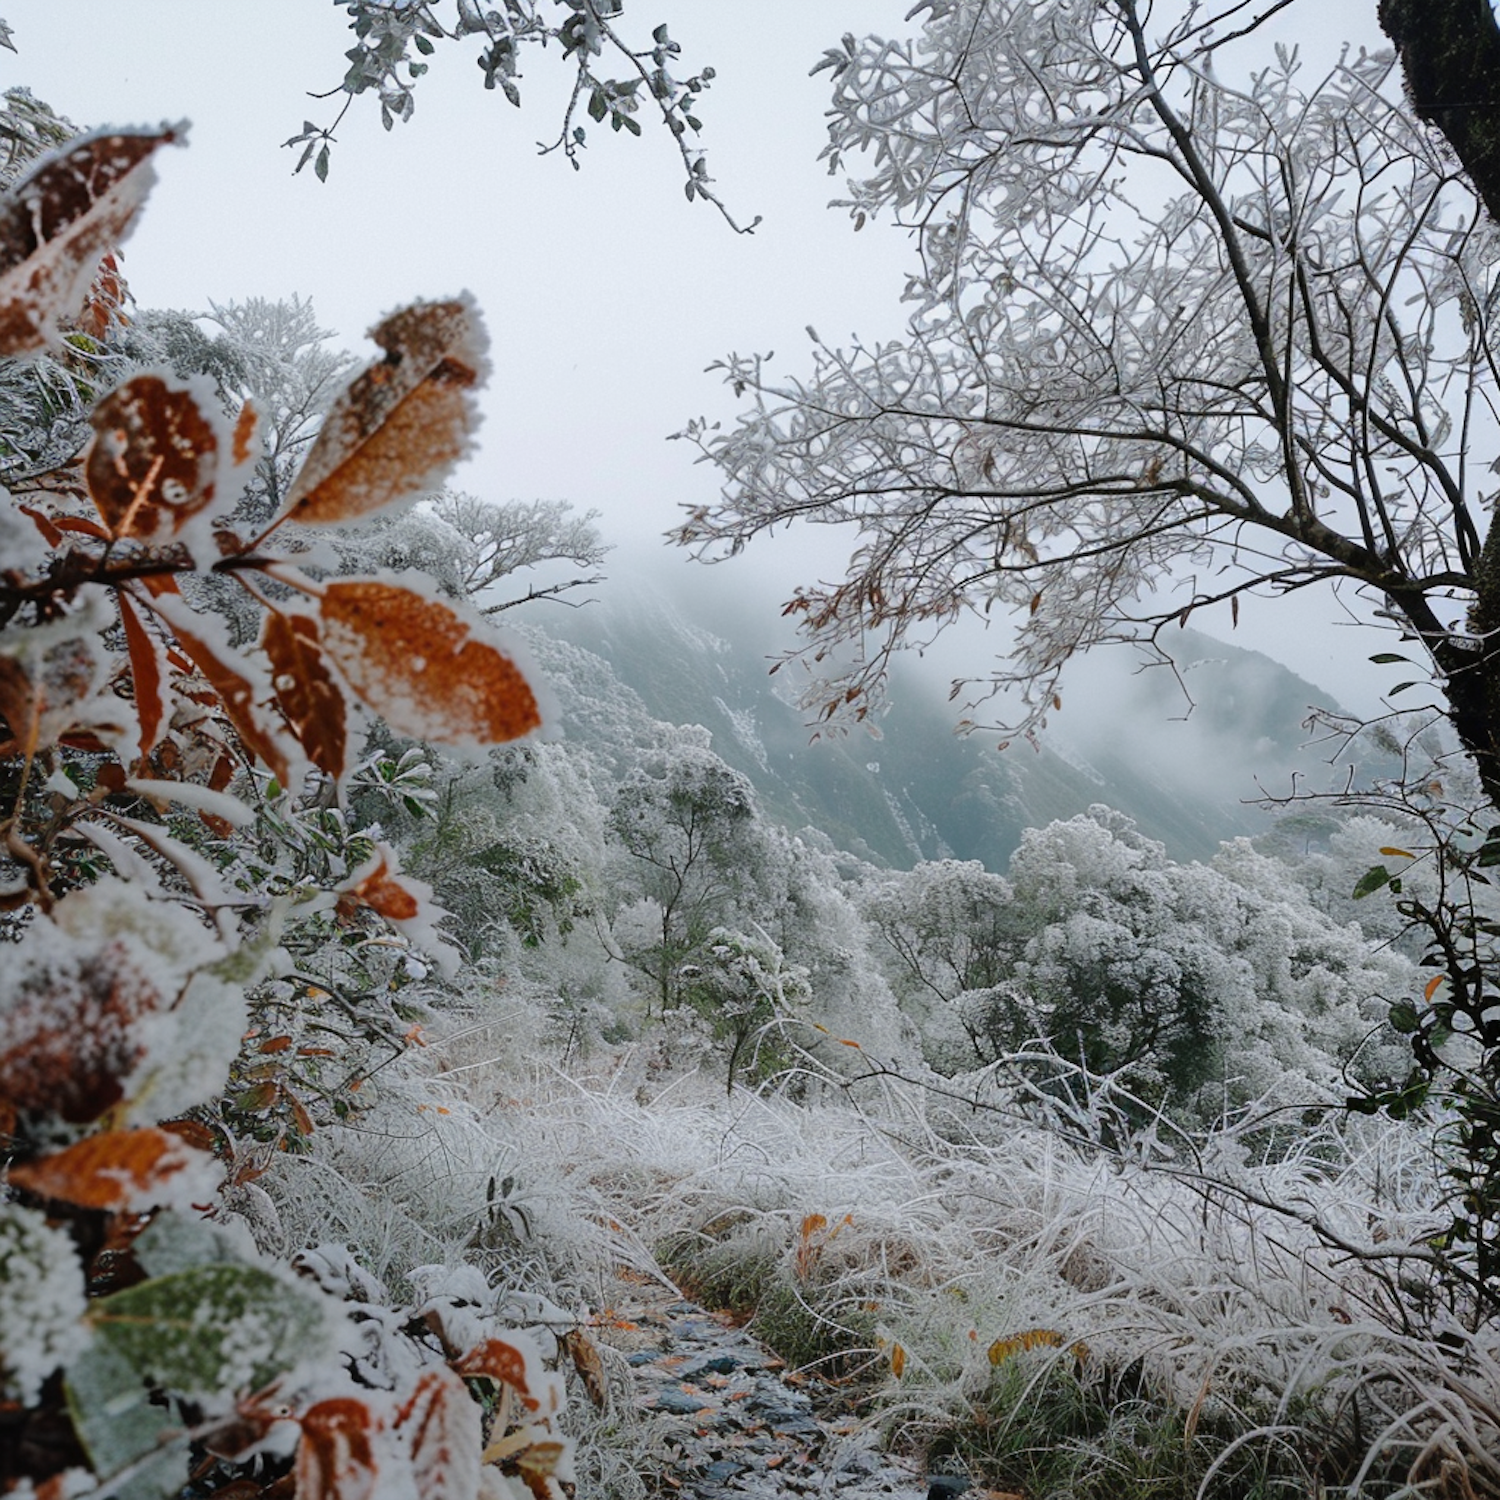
[0,487,55,580]
[0,878,241,1122]
[130,968,247,1123]
[0,1204,91,1405]
[0,587,126,751]
[0,122,187,359]
[124,777,257,828]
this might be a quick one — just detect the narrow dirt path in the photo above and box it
[591,1271,935,1500]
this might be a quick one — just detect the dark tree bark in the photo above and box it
[1379,0,1500,810]
[1380,0,1500,224]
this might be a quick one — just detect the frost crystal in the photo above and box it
[0,1203,90,1405]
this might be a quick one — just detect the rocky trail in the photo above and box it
[591,1273,944,1500]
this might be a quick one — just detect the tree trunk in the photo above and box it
[1380,0,1500,223]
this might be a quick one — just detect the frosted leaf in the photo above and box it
[0,1202,90,1405]
[0,587,127,757]
[85,367,259,553]
[89,1259,344,1411]
[317,572,555,747]
[0,123,183,357]
[281,294,490,528]
[335,839,460,976]
[9,1127,223,1213]
[0,486,56,582]
[0,878,232,1125]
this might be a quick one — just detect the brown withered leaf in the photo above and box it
[318,577,544,746]
[336,851,420,924]
[87,371,239,540]
[9,1126,214,1211]
[0,653,38,758]
[562,1327,608,1409]
[279,296,487,527]
[118,592,166,757]
[147,593,295,785]
[396,1368,481,1500]
[261,609,348,780]
[0,125,182,357]
[295,1398,379,1500]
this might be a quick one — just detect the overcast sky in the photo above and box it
[1,2,1408,730]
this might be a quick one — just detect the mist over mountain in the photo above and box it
[534,569,1369,867]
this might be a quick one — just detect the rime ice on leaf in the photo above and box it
[86,368,258,545]
[0,124,183,357]
[0,879,235,1125]
[318,573,551,746]
[336,840,459,976]
[0,590,128,759]
[260,608,349,781]
[280,294,489,527]
[0,1203,90,1405]
[9,1127,223,1213]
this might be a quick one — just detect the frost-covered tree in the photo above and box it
[862,858,1017,1069]
[677,0,1500,816]
[1001,811,1411,1116]
[607,729,764,1012]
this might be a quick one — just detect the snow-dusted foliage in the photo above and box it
[296,2,753,230]
[677,0,1500,812]
[0,113,579,1497]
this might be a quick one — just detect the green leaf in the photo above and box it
[89,1264,338,1402]
[65,1337,190,1500]
[315,145,330,183]
[1369,652,1410,664]
[1389,1000,1421,1034]
[1352,864,1392,900]
[588,89,608,122]
[414,33,434,54]
[621,115,641,136]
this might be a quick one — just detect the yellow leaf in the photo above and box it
[1379,847,1416,860]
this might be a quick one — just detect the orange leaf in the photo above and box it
[261,609,349,779]
[118,592,167,757]
[317,577,546,745]
[338,851,421,923]
[9,1125,217,1211]
[296,1398,379,1500]
[396,1367,481,1500]
[147,592,295,785]
[281,296,487,527]
[86,371,246,540]
[1425,973,1447,1002]
[0,654,39,759]
[890,1343,905,1378]
[454,1337,535,1404]
[562,1328,608,1410]
[0,125,182,357]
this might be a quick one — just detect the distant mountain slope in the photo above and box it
[536,583,1363,867]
